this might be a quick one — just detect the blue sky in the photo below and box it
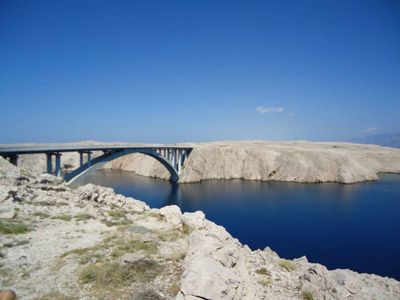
[0,0,399,143]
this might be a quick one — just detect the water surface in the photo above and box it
[73,170,400,280]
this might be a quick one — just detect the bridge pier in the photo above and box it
[55,153,62,177]
[87,151,92,167]
[79,152,84,167]
[177,150,182,174]
[79,151,92,167]
[46,153,53,174]
[46,152,62,177]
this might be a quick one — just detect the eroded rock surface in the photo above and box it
[8,141,400,184]
[0,157,399,299]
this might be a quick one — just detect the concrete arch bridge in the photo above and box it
[0,145,193,183]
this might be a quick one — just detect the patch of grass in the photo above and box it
[27,200,68,207]
[0,220,29,235]
[60,234,157,268]
[52,214,72,221]
[107,209,127,219]
[75,213,95,221]
[80,260,161,286]
[0,266,14,285]
[100,209,132,227]
[142,210,164,221]
[33,212,51,219]
[100,218,132,227]
[76,202,87,209]
[255,268,271,276]
[61,247,94,258]
[79,252,102,265]
[133,289,164,300]
[21,270,31,279]
[279,259,296,271]
[182,222,192,235]
[112,238,158,257]
[167,282,181,297]
[12,208,20,219]
[156,229,183,242]
[61,246,103,265]
[258,278,272,287]
[301,291,314,300]
[3,240,29,248]
[33,292,76,300]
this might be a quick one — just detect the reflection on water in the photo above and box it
[73,170,400,280]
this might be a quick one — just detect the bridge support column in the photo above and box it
[79,152,84,167]
[172,149,176,169]
[46,153,53,174]
[55,153,62,177]
[177,150,182,175]
[87,151,92,167]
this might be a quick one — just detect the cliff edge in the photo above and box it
[0,157,399,299]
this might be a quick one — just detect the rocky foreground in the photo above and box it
[12,141,400,184]
[1,157,400,299]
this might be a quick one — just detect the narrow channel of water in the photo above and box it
[73,170,400,280]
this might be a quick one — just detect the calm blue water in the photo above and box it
[74,170,400,280]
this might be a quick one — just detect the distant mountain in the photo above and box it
[354,132,400,148]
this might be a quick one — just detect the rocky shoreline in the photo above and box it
[1,156,400,299]
[8,141,400,184]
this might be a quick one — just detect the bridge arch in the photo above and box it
[65,148,180,184]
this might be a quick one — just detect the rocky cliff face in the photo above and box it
[11,141,400,183]
[1,157,399,299]
[104,141,400,183]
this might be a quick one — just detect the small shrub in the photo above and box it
[182,223,192,235]
[33,212,51,219]
[107,210,126,219]
[301,291,314,300]
[80,260,161,286]
[75,213,95,221]
[167,283,181,297]
[52,214,72,221]
[279,259,296,271]
[156,229,182,242]
[33,291,76,300]
[100,218,132,227]
[113,239,158,257]
[27,200,68,207]
[3,240,29,248]
[61,247,92,258]
[0,220,29,234]
[76,202,86,209]
[255,268,271,276]
[258,278,272,287]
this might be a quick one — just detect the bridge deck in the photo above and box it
[0,145,193,155]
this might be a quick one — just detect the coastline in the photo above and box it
[1,156,399,299]
[3,141,400,184]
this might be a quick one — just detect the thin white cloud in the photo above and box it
[360,127,378,134]
[287,112,295,116]
[256,106,284,114]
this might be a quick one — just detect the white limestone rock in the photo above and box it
[8,141,400,184]
[182,211,206,230]
[159,205,183,228]
[0,156,400,300]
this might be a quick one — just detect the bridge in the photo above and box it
[0,145,193,183]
